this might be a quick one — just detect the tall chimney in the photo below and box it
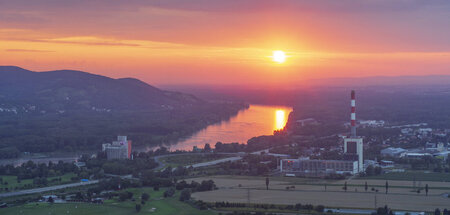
[351,90,356,137]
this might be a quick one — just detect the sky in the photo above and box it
[0,0,449,87]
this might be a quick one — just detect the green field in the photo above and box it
[1,187,216,215]
[358,171,450,182]
[0,173,77,193]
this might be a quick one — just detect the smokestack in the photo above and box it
[351,90,356,137]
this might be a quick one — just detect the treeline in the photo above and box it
[0,160,77,180]
[209,154,276,176]
[0,102,246,156]
[208,202,325,213]
[214,134,290,153]
[175,179,216,192]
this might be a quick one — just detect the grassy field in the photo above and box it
[161,154,231,167]
[1,187,216,215]
[0,173,77,193]
[358,171,450,182]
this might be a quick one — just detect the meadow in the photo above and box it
[0,187,216,215]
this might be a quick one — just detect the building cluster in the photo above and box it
[281,90,365,176]
[358,120,385,128]
[102,136,132,160]
[381,142,450,161]
[400,127,449,139]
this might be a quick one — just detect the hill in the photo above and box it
[0,66,246,156]
[0,66,201,113]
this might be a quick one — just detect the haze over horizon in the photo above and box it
[1,0,450,87]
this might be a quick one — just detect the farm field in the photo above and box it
[358,171,450,182]
[190,176,450,212]
[193,188,450,212]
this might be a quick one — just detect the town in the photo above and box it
[1,90,449,215]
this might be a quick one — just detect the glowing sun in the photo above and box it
[272,50,286,63]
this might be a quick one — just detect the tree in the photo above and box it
[135,204,141,212]
[435,208,441,215]
[315,205,325,212]
[179,189,191,201]
[164,188,175,198]
[141,193,150,201]
[265,177,269,190]
[204,143,211,152]
[425,184,429,196]
[365,181,368,192]
[385,181,389,194]
[119,192,129,201]
[365,165,374,176]
[75,192,83,200]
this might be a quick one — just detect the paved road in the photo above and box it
[153,152,243,170]
[0,180,99,198]
[187,156,242,168]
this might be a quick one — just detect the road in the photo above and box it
[153,152,243,170]
[0,180,99,198]
[186,156,242,168]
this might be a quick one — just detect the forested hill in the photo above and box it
[0,66,247,157]
[0,66,202,112]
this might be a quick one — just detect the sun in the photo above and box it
[272,50,286,63]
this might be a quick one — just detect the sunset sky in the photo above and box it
[1,0,449,87]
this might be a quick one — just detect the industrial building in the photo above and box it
[380,147,407,157]
[281,158,358,176]
[280,90,365,176]
[102,136,132,160]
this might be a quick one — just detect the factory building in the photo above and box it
[343,137,364,173]
[280,90,364,176]
[102,136,132,160]
[280,158,358,176]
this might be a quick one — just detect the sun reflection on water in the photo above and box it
[274,109,288,130]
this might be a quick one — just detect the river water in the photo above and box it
[1,104,292,165]
[164,104,292,151]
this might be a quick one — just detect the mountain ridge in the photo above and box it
[0,66,202,113]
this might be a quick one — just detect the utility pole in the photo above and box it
[247,188,250,205]
[374,194,377,209]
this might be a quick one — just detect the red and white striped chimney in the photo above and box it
[350,90,356,137]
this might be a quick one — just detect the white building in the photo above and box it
[280,157,358,176]
[344,137,364,173]
[381,147,407,157]
[102,136,132,160]
[359,120,385,127]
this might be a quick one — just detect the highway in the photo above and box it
[153,152,243,170]
[186,156,242,168]
[0,180,99,198]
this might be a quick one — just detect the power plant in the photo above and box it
[343,90,364,173]
[280,90,365,176]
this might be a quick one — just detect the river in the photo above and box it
[163,104,292,151]
[1,104,292,165]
